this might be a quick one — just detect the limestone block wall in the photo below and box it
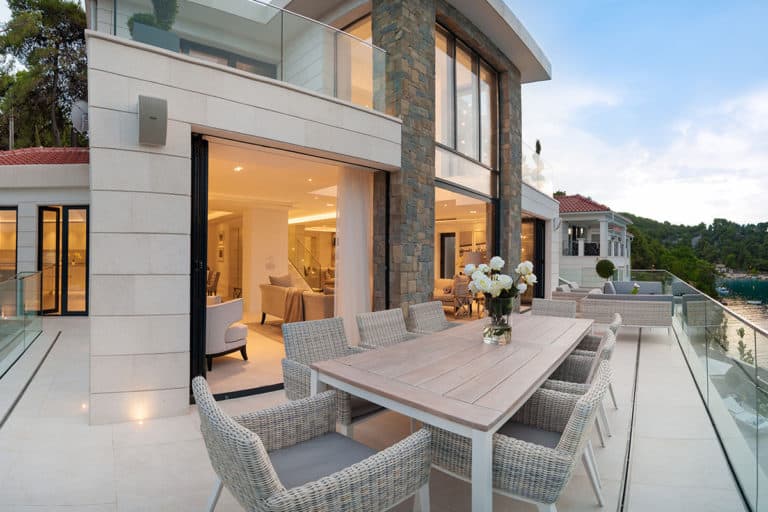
[86,31,400,424]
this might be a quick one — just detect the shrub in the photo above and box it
[595,259,616,279]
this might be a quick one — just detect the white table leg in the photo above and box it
[471,429,493,511]
[310,368,328,396]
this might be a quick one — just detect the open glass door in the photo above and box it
[39,207,60,315]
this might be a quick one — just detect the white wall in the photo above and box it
[241,207,289,321]
[86,32,400,423]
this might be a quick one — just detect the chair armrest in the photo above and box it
[281,359,310,400]
[511,388,580,434]
[233,390,336,452]
[345,346,369,355]
[576,334,601,352]
[550,353,594,384]
[358,343,379,350]
[265,429,432,511]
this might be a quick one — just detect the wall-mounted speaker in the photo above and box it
[138,95,167,146]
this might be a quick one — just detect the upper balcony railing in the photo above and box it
[522,141,555,196]
[631,269,768,511]
[96,0,386,112]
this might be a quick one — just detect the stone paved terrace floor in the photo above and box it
[0,316,748,511]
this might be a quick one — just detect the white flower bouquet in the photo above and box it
[464,256,537,299]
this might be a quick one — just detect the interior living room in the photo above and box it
[203,137,373,396]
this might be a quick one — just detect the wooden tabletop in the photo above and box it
[311,314,593,431]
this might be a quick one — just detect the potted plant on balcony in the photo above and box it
[127,0,180,52]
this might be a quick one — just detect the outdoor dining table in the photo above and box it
[310,313,594,511]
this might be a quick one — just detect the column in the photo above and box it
[599,219,609,257]
[335,168,373,345]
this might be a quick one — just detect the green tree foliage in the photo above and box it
[0,0,87,148]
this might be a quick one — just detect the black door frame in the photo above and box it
[38,206,61,315]
[439,232,456,279]
[533,218,546,298]
[38,205,90,316]
[190,134,209,384]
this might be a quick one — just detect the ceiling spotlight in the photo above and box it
[469,210,477,214]
[233,166,243,172]
[307,178,313,182]
[325,203,334,207]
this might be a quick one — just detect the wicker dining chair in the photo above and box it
[531,298,577,318]
[356,308,421,349]
[571,313,622,409]
[406,301,461,334]
[192,377,433,512]
[428,362,612,512]
[281,317,382,436]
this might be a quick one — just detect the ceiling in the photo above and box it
[435,187,487,223]
[207,137,365,222]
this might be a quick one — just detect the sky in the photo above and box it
[506,0,768,226]
[1,2,765,225]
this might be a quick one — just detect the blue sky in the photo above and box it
[507,0,768,225]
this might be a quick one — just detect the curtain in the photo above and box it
[335,167,373,345]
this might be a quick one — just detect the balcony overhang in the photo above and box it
[444,0,551,83]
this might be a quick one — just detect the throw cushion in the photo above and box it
[603,281,616,294]
[269,274,293,287]
[224,323,248,343]
[558,284,571,293]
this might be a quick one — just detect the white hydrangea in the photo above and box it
[478,263,490,274]
[517,283,528,294]
[489,256,505,271]
[496,273,513,289]
[474,274,493,293]
[464,263,476,275]
[524,273,537,286]
[516,261,534,275]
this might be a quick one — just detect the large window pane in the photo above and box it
[455,42,479,160]
[0,209,16,282]
[480,62,497,168]
[435,146,494,196]
[435,27,454,146]
[66,209,88,313]
[338,16,374,109]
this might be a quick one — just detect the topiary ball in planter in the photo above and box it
[595,259,616,279]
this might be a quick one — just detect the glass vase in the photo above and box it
[482,294,514,345]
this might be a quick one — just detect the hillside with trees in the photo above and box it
[621,213,768,295]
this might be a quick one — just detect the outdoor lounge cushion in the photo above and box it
[269,432,376,489]
[269,274,293,287]
[498,421,561,448]
[613,281,663,295]
[224,323,247,343]
[603,281,616,294]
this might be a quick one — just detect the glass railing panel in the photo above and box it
[20,272,42,346]
[0,277,26,376]
[704,305,758,509]
[522,141,554,196]
[105,1,386,112]
[756,330,768,511]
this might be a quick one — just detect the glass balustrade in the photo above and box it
[631,269,768,510]
[522,141,555,196]
[97,0,385,112]
[0,272,43,377]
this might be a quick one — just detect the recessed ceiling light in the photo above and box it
[233,166,243,172]
[307,178,313,182]
[326,203,334,207]
[469,210,477,214]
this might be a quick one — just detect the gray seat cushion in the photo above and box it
[270,432,376,489]
[224,323,247,343]
[603,281,616,294]
[350,396,384,420]
[498,421,561,448]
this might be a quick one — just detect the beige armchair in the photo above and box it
[259,284,289,324]
[205,298,248,371]
[302,292,334,321]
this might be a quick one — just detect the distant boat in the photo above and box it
[716,286,730,296]
[747,300,762,305]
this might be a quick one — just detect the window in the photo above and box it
[435,25,498,168]
[0,207,16,282]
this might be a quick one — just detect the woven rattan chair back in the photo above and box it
[356,308,411,348]
[608,313,623,335]
[408,301,450,333]
[282,317,349,366]
[192,377,285,508]
[531,298,577,318]
[556,361,612,457]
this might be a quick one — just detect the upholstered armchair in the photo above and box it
[205,298,248,371]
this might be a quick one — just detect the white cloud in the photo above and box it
[523,83,768,225]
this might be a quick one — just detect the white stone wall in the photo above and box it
[86,31,400,424]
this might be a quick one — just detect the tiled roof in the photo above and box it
[0,147,89,165]
[556,194,611,214]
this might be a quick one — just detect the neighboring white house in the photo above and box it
[557,194,633,286]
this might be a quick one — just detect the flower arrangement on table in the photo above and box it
[464,256,537,345]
